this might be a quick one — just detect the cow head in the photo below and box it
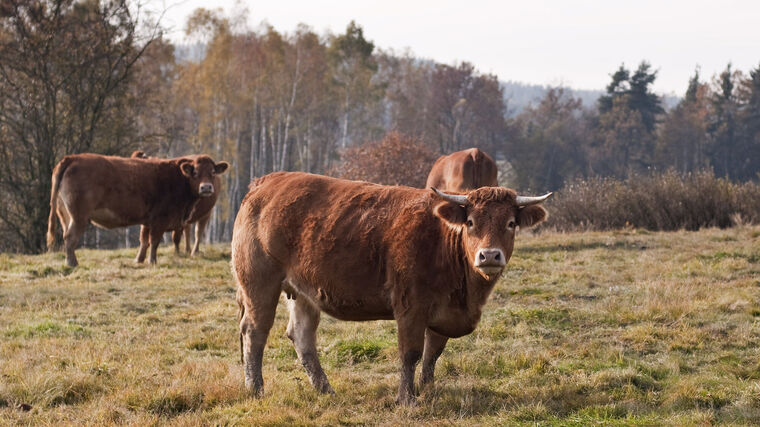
[180,156,230,197]
[432,187,551,280]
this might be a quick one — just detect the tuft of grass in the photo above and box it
[333,339,390,364]
[5,320,88,338]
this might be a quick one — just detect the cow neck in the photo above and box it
[440,223,499,316]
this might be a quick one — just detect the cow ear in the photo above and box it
[214,161,229,174]
[434,202,466,226]
[517,205,547,229]
[180,162,194,177]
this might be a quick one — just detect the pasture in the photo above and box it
[1,226,759,425]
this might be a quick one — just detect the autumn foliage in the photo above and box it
[331,132,438,187]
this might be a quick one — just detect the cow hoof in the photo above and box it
[318,383,335,395]
[66,259,78,268]
[245,384,264,398]
[395,393,417,406]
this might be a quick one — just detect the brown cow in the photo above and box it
[131,151,219,256]
[231,172,550,404]
[425,148,498,191]
[47,153,229,267]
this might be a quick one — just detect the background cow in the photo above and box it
[131,151,219,257]
[425,147,498,191]
[232,172,550,404]
[47,153,229,267]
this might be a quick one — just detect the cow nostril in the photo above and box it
[479,252,486,262]
[494,252,500,261]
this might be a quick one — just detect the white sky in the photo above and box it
[147,0,760,96]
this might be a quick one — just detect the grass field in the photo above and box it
[1,226,760,425]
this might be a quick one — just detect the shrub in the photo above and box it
[331,131,439,187]
[546,170,760,231]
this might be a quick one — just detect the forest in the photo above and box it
[1,0,759,253]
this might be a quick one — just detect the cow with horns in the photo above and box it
[231,172,550,404]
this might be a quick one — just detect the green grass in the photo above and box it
[1,227,760,425]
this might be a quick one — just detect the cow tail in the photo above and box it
[236,287,245,364]
[47,157,71,251]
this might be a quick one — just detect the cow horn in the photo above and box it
[431,188,469,205]
[515,192,553,206]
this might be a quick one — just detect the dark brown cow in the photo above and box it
[425,148,498,191]
[131,151,219,256]
[231,172,550,404]
[47,153,229,267]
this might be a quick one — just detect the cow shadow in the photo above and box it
[418,382,590,420]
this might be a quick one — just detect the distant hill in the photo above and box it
[502,81,680,115]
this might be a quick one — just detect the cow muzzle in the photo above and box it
[199,183,214,196]
[474,248,506,276]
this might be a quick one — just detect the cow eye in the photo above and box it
[466,218,474,227]
[507,220,516,229]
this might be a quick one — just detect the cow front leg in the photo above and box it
[135,225,150,263]
[286,297,334,394]
[192,215,210,256]
[395,313,427,405]
[184,224,192,254]
[420,328,449,389]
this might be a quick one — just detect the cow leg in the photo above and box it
[419,328,449,389]
[184,224,192,254]
[56,201,71,237]
[171,228,182,255]
[395,312,427,405]
[135,226,150,263]
[62,217,86,268]
[236,261,283,397]
[286,297,333,394]
[148,227,164,264]
[191,215,210,256]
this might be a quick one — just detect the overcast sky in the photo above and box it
[149,0,760,96]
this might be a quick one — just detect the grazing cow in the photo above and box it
[425,148,498,192]
[131,151,219,256]
[231,172,550,404]
[47,153,229,267]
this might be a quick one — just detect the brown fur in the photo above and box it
[131,151,220,256]
[47,153,228,267]
[231,172,547,404]
[425,148,499,191]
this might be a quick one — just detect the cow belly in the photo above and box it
[319,302,395,321]
[90,208,132,229]
[286,277,394,321]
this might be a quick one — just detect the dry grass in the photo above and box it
[1,226,760,425]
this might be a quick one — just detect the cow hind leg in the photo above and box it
[286,296,334,394]
[172,228,182,254]
[135,226,150,263]
[62,217,87,268]
[147,227,164,264]
[236,264,283,397]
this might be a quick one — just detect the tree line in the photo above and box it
[1,1,759,253]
